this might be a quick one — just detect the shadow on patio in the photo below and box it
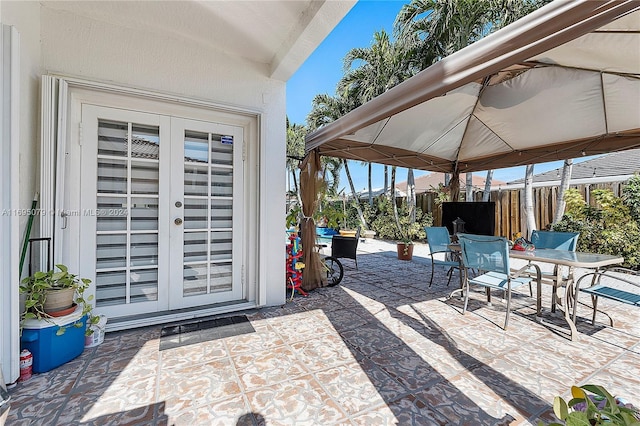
[6,242,640,425]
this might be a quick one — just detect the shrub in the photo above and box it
[552,188,640,269]
[360,196,433,241]
[622,173,640,223]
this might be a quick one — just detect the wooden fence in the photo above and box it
[414,182,626,238]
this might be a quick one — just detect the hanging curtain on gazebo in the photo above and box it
[299,150,324,291]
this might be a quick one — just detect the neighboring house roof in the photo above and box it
[396,172,505,194]
[356,187,406,198]
[507,149,640,186]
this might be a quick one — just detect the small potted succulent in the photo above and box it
[20,264,99,335]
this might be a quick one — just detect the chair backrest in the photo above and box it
[530,230,579,251]
[425,227,452,253]
[457,233,510,274]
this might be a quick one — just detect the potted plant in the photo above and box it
[20,264,99,335]
[397,236,414,260]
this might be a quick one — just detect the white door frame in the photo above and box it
[1,25,21,384]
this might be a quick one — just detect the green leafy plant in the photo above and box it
[20,264,100,336]
[622,173,640,224]
[315,200,345,230]
[544,384,640,426]
[286,203,301,229]
[552,188,640,269]
[364,196,432,242]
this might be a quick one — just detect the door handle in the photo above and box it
[174,218,183,225]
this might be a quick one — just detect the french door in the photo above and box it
[80,105,244,319]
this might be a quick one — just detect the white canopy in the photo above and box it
[305,1,640,175]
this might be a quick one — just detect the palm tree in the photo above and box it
[524,164,536,237]
[307,92,368,229]
[482,170,493,202]
[339,30,415,208]
[553,159,573,224]
[339,30,414,105]
[286,118,306,205]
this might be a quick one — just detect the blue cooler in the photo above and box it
[21,306,87,373]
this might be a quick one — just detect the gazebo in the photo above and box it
[300,1,640,290]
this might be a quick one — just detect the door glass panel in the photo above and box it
[184,131,208,163]
[184,165,208,196]
[130,197,159,231]
[210,199,233,228]
[210,169,233,196]
[184,198,208,229]
[210,231,232,261]
[96,196,128,231]
[95,270,126,307]
[130,269,158,302]
[130,234,158,267]
[183,264,207,296]
[131,124,160,160]
[96,234,127,269]
[131,161,159,194]
[210,263,232,292]
[184,232,207,262]
[98,121,127,157]
[97,159,127,194]
[210,135,233,166]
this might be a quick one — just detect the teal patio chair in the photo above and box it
[457,233,541,330]
[527,230,580,306]
[530,230,579,251]
[425,227,459,287]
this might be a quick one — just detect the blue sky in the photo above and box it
[286,0,581,193]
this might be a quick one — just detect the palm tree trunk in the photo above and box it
[391,166,402,236]
[465,172,473,201]
[292,170,302,206]
[483,170,493,202]
[384,166,389,199]
[553,159,573,224]
[523,164,536,238]
[368,162,373,207]
[407,168,416,223]
[449,169,460,202]
[343,159,368,229]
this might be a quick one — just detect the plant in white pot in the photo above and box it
[20,264,99,335]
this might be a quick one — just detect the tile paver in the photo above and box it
[6,240,640,425]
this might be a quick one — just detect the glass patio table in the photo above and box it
[449,244,624,340]
[507,248,623,340]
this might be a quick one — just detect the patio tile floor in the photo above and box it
[6,240,640,425]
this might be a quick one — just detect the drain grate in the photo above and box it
[159,315,254,351]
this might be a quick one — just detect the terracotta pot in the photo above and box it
[43,287,76,313]
[397,243,414,261]
[47,303,77,318]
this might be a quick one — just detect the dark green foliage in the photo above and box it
[552,187,640,269]
[622,173,640,223]
[346,196,433,241]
